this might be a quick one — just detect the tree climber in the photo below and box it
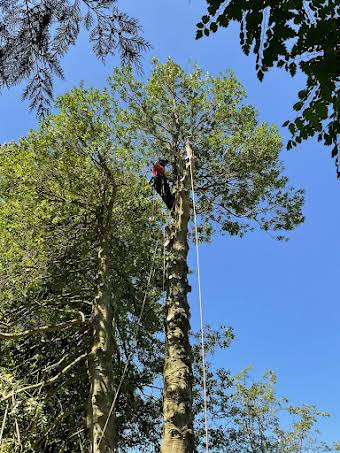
[150,159,175,210]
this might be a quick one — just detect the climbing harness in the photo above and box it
[98,238,161,448]
[187,141,210,453]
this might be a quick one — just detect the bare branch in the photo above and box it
[0,402,9,443]
[0,317,89,340]
[1,352,89,402]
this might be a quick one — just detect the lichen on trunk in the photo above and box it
[88,184,118,453]
[161,155,195,453]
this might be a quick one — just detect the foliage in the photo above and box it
[1,322,333,452]
[197,0,340,176]
[0,0,150,116]
[0,86,164,452]
[109,58,304,241]
[192,328,332,453]
[1,62,334,452]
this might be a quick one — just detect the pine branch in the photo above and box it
[0,0,150,116]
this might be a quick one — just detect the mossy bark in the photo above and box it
[88,186,117,453]
[161,156,195,453]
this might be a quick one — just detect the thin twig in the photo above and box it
[1,352,89,402]
[0,402,9,443]
[0,318,89,340]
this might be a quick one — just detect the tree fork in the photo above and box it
[88,183,118,453]
[161,152,195,453]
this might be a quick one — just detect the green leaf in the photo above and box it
[210,22,218,32]
[288,123,296,134]
[289,63,297,77]
[293,102,303,111]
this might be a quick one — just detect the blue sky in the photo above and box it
[1,0,339,448]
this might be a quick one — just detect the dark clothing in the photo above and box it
[150,160,174,210]
[153,175,175,210]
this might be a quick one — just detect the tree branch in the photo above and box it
[0,317,89,340]
[1,352,89,402]
[0,402,9,443]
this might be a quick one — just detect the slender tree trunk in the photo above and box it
[88,186,117,453]
[161,154,195,453]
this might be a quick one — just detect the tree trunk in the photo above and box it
[88,186,117,453]
[161,155,195,453]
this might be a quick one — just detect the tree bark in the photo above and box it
[88,186,117,453]
[161,155,195,453]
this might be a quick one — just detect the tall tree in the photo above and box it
[0,1,150,116]
[0,86,164,452]
[110,59,305,453]
[197,0,340,177]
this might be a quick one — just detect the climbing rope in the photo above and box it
[187,142,210,453]
[98,237,160,448]
[161,206,171,296]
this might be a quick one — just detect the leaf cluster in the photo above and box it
[197,0,340,176]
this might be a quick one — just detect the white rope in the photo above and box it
[187,143,209,453]
[98,238,160,448]
[162,211,167,296]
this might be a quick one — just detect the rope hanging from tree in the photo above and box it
[187,141,210,453]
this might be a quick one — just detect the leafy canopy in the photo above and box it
[0,86,165,452]
[110,59,304,240]
[0,62,312,452]
[197,0,340,177]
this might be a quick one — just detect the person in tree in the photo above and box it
[150,158,175,210]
